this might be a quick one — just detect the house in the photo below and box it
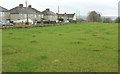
[0,6,10,21]
[0,4,76,24]
[9,4,44,22]
[42,8,57,21]
[31,7,44,21]
[57,13,76,21]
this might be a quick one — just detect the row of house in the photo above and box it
[0,4,76,22]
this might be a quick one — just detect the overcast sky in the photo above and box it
[0,0,119,16]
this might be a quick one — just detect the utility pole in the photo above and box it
[76,11,78,20]
[58,6,59,14]
[25,0,29,25]
[58,6,60,23]
[79,11,80,20]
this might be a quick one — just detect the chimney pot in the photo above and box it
[46,8,50,11]
[19,4,23,7]
[28,5,32,8]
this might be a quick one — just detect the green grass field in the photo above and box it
[2,23,118,72]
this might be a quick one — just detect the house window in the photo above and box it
[31,14,33,18]
[35,14,36,18]
[39,15,41,18]
[25,14,27,18]
[55,16,57,18]
[1,12,4,17]
[20,14,23,18]
[42,15,43,18]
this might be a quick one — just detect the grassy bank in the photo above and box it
[2,23,118,72]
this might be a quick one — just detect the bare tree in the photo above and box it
[87,11,101,22]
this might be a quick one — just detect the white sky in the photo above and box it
[0,0,119,16]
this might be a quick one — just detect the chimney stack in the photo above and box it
[28,5,32,8]
[46,8,50,11]
[19,4,23,7]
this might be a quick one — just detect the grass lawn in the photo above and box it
[2,23,118,72]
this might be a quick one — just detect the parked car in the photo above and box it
[0,22,4,26]
[0,21,14,26]
[14,19,33,25]
[65,20,69,23]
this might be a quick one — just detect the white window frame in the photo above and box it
[35,14,36,18]
[42,15,43,18]
[1,12,4,17]
[20,14,23,18]
[24,14,27,18]
[31,14,33,18]
[39,15,41,18]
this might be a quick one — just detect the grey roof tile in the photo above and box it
[42,10,56,15]
[0,6,9,12]
[58,14,75,18]
[9,7,37,14]
[31,8,43,14]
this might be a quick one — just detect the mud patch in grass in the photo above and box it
[30,40,37,43]
[41,55,48,60]
[70,41,83,44]
[32,35,36,37]
[90,48,101,52]
[3,48,23,55]
[9,32,13,35]
[58,33,63,36]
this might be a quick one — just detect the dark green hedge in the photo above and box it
[43,21,56,24]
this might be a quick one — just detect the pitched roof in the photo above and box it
[9,6,37,14]
[42,10,56,15]
[67,14,75,18]
[31,8,43,14]
[0,6,9,12]
[58,14,75,18]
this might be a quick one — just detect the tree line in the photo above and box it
[79,11,119,23]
